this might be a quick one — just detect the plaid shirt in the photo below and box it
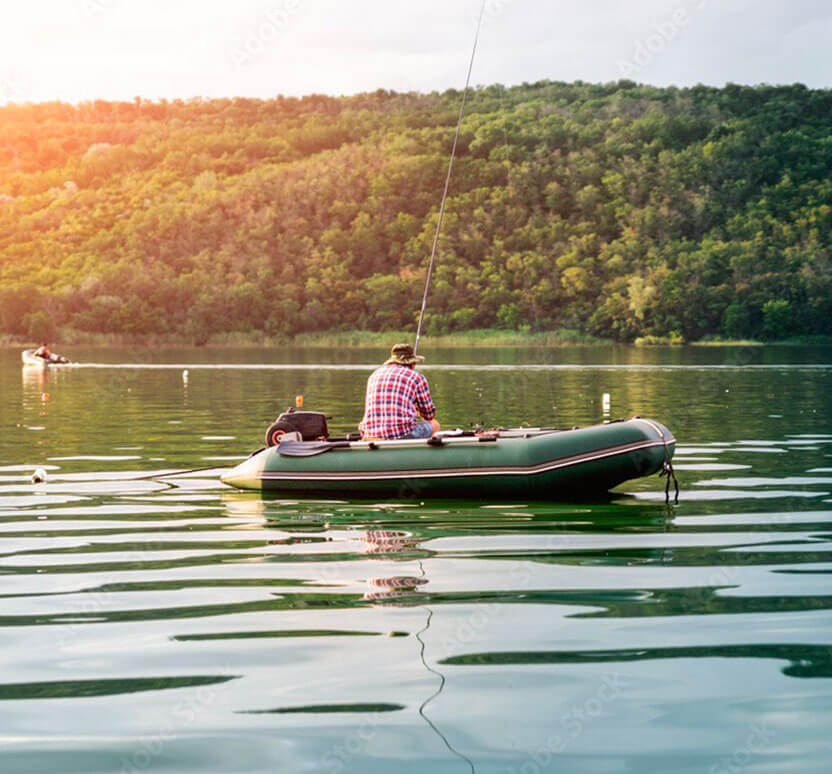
[359,364,436,439]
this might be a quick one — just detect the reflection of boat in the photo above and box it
[21,349,72,368]
[21,365,49,393]
[362,530,418,554]
[222,418,676,499]
[363,575,428,602]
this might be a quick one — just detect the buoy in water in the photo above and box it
[183,369,189,382]
[31,468,48,484]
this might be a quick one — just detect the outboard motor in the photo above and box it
[265,408,329,446]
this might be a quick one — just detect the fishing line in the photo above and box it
[415,559,477,773]
[414,0,488,356]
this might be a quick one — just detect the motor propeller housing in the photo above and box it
[265,409,329,446]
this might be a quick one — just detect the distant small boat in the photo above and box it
[222,418,676,500]
[21,349,72,368]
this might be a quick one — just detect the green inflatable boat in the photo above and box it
[221,417,676,499]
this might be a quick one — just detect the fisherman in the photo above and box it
[359,343,440,440]
[34,343,52,361]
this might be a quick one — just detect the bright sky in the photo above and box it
[1,0,830,104]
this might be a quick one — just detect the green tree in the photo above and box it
[723,303,752,339]
[22,309,57,342]
[761,300,793,340]
[1,82,831,343]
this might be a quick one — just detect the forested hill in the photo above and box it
[1,81,831,343]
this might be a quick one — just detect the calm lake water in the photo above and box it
[0,344,831,773]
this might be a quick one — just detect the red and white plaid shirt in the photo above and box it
[359,364,436,439]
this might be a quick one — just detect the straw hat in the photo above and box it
[384,343,425,365]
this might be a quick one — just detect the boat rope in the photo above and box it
[661,460,680,505]
[633,417,679,504]
[131,466,222,481]
[414,0,487,356]
[415,561,477,773]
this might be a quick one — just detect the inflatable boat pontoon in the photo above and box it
[221,417,676,499]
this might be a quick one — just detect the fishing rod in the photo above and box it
[411,11,487,770]
[414,0,487,356]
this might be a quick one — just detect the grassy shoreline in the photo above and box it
[2,330,830,349]
[2,328,610,349]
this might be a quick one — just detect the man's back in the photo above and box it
[359,364,436,440]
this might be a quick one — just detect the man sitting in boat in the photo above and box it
[34,343,53,361]
[359,343,440,440]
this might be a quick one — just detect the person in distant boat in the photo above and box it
[32,343,68,364]
[34,343,52,361]
[359,343,440,440]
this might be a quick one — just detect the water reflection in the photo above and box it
[441,643,832,679]
[1,347,832,773]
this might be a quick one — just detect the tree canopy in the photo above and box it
[1,81,830,342]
